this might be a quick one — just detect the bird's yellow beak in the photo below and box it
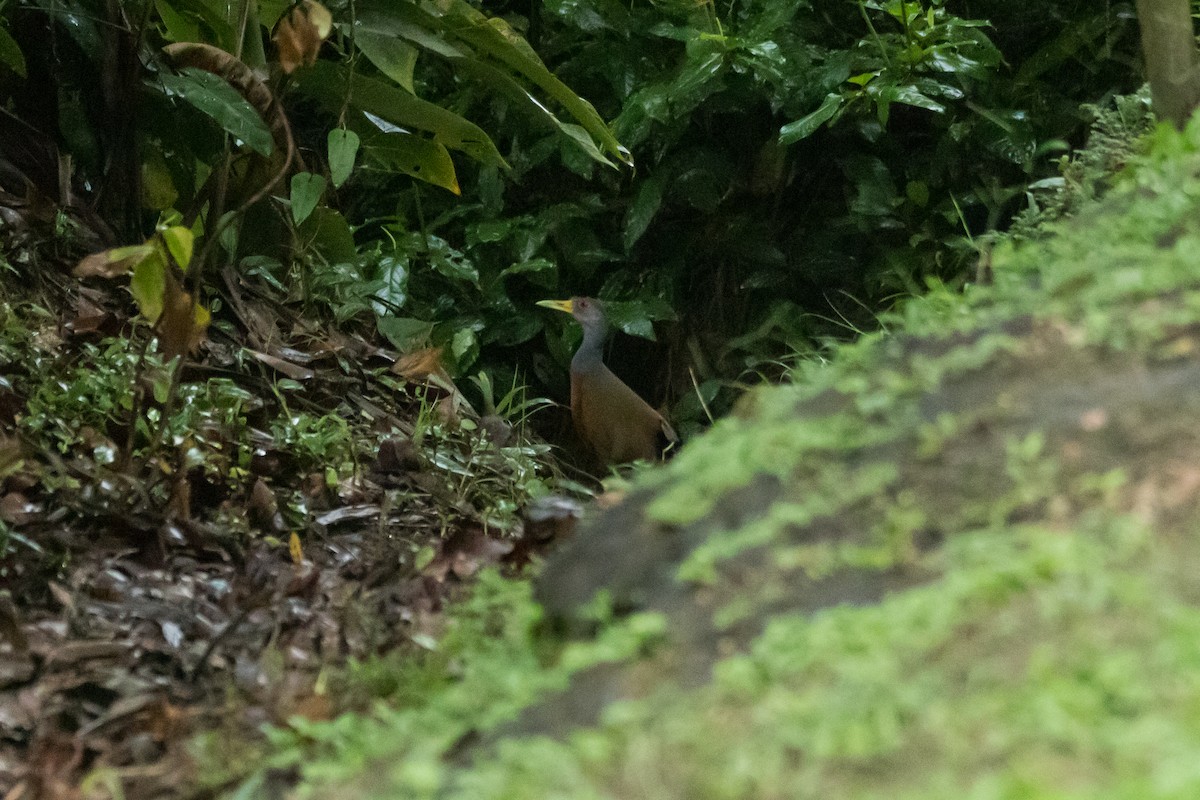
[536,299,574,314]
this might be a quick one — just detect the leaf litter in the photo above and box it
[0,240,583,798]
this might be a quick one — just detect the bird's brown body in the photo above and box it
[538,297,676,466]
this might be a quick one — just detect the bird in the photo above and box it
[537,297,678,466]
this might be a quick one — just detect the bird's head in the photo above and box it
[536,296,607,331]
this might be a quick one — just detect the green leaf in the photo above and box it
[297,60,508,170]
[373,254,409,314]
[780,92,844,145]
[422,235,479,285]
[0,25,27,77]
[451,328,476,361]
[161,225,194,270]
[353,29,419,93]
[290,172,326,227]
[296,207,356,264]
[869,83,945,114]
[257,0,292,28]
[501,258,557,289]
[501,258,555,277]
[623,174,664,251]
[445,3,630,166]
[602,298,676,341]
[154,0,202,44]
[377,316,434,351]
[355,5,466,60]
[453,57,619,168]
[130,251,167,323]
[328,129,360,188]
[159,67,274,156]
[358,0,629,167]
[361,128,461,194]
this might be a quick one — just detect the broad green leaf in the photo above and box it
[359,0,629,166]
[453,57,617,167]
[443,3,630,166]
[373,254,409,314]
[296,61,508,170]
[869,83,945,114]
[354,6,465,60]
[501,258,556,289]
[906,180,930,208]
[603,298,676,340]
[353,29,418,93]
[361,129,460,195]
[290,172,326,226]
[501,258,555,277]
[154,0,202,44]
[623,174,664,251]
[161,225,195,270]
[422,235,478,285]
[131,251,168,323]
[377,316,434,351]
[328,129,360,188]
[0,24,27,77]
[155,0,237,51]
[240,0,268,70]
[257,0,292,28]
[451,328,476,361]
[159,67,274,156]
[141,148,179,211]
[296,206,355,263]
[780,92,843,145]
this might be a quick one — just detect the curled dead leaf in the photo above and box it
[73,244,153,278]
[391,347,448,382]
[156,271,210,361]
[274,0,332,74]
[249,349,316,380]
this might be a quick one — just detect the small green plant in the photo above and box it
[270,408,358,479]
[402,379,557,532]
[20,338,143,458]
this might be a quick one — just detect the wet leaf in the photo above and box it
[780,92,843,145]
[290,172,327,226]
[354,29,419,93]
[130,250,168,323]
[161,225,194,270]
[159,67,274,156]
[328,128,360,188]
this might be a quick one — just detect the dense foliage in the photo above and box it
[0,1,1143,436]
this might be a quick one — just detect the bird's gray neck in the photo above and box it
[571,321,607,372]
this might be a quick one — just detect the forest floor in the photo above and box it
[0,234,584,799]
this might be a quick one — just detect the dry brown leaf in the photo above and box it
[391,347,448,381]
[73,245,151,279]
[248,478,279,524]
[0,492,33,525]
[157,272,210,361]
[274,1,329,73]
[248,349,315,380]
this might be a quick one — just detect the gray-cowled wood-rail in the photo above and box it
[537,297,678,466]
